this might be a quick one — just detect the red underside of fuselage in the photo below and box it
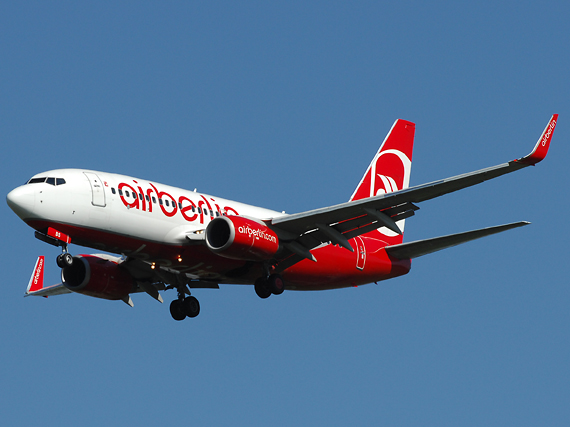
[283,238,411,290]
[26,219,411,290]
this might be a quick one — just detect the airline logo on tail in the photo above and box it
[350,119,415,241]
[351,119,415,201]
[372,149,412,196]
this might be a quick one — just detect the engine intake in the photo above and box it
[62,255,134,300]
[205,216,279,261]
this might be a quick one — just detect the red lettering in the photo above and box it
[211,198,222,215]
[119,183,139,209]
[135,182,147,211]
[149,183,177,217]
[146,188,155,212]
[201,196,213,218]
[179,196,198,222]
[225,206,239,216]
[197,200,207,224]
[119,180,240,222]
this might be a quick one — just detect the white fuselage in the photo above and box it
[9,168,285,257]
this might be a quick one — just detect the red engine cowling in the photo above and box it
[62,255,134,300]
[205,215,279,261]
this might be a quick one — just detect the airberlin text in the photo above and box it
[542,119,557,146]
[33,257,43,286]
[238,225,277,243]
[117,180,239,224]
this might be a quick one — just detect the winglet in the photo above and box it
[26,256,46,297]
[516,114,558,165]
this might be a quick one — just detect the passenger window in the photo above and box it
[178,202,182,209]
[111,188,116,194]
[152,196,157,203]
[198,207,202,214]
[159,199,163,205]
[56,178,66,185]
[119,189,123,196]
[165,199,170,207]
[145,195,150,202]
[139,193,143,200]
[46,178,56,186]
[125,190,130,197]
[191,206,195,212]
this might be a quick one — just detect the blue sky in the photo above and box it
[1,2,568,426]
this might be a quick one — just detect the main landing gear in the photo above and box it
[170,290,200,321]
[254,273,285,299]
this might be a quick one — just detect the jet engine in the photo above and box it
[62,255,135,300]
[205,216,279,261]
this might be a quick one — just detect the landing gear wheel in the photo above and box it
[267,274,285,295]
[254,277,271,299]
[183,296,200,318]
[56,253,73,268]
[170,299,186,321]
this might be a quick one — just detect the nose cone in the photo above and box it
[7,185,36,219]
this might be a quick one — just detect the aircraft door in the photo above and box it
[83,172,106,207]
[355,236,366,270]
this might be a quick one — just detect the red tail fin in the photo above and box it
[350,119,415,245]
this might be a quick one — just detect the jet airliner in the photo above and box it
[7,115,558,320]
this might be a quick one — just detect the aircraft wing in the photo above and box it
[270,115,557,267]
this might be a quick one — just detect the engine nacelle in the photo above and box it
[62,255,134,300]
[205,215,279,261]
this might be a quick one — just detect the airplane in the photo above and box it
[7,115,558,321]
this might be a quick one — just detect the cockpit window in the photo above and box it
[28,177,46,184]
[27,177,67,185]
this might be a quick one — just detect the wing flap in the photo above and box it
[385,221,529,259]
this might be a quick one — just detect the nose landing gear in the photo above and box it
[56,252,73,268]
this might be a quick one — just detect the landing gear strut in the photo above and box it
[34,229,73,268]
[254,273,285,299]
[56,242,73,268]
[169,289,200,321]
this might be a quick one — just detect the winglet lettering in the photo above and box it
[517,114,558,165]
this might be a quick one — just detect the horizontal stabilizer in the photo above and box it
[385,221,529,259]
[26,283,72,297]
